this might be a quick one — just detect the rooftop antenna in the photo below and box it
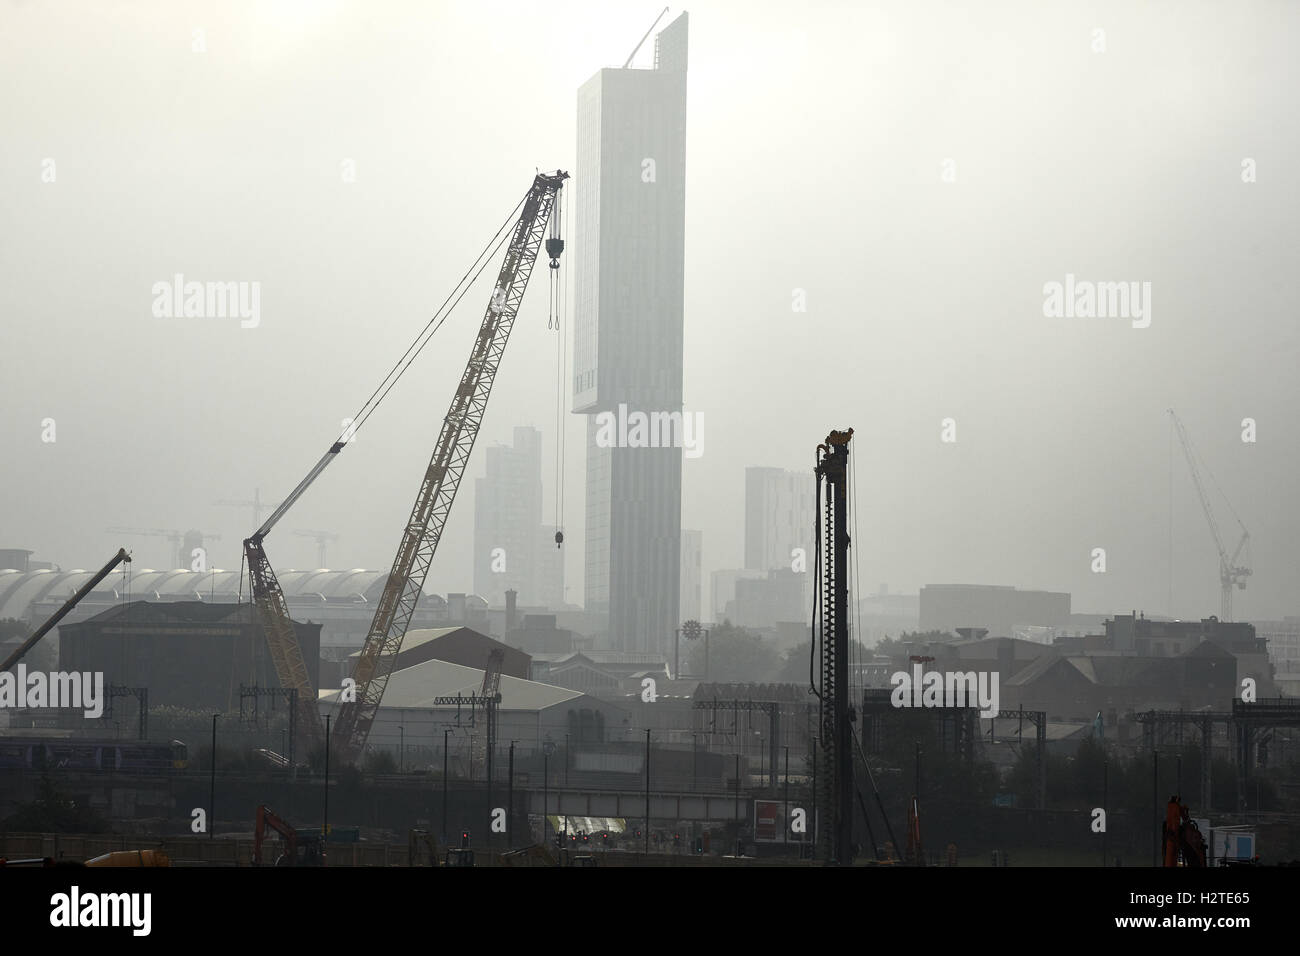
[624,6,669,68]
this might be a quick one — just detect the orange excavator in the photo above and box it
[253,805,325,867]
[1163,796,1207,867]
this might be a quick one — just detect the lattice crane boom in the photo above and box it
[334,171,568,762]
[245,536,326,745]
[1169,409,1251,621]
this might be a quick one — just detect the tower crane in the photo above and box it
[1169,410,1252,621]
[216,489,280,528]
[293,529,340,567]
[238,170,568,762]
[105,528,221,569]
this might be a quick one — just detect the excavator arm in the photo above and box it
[253,804,297,865]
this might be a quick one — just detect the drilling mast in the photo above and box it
[814,427,854,865]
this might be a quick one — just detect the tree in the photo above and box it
[364,749,398,774]
[685,621,780,683]
[3,773,108,833]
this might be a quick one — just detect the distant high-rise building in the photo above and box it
[711,568,763,622]
[745,467,815,574]
[919,584,1069,637]
[724,569,807,631]
[680,529,702,623]
[473,426,563,608]
[574,13,689,653]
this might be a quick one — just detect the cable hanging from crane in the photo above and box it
[251,190,530,543]
[548,187,568,547]
[334,171,569,760]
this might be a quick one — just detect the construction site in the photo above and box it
[3,5,1299,898]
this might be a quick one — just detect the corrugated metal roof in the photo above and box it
[321,657,582,712]
[346,627,466,659]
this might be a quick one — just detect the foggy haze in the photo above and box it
[3,0,1297,622]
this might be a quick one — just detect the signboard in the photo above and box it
[1207,828,1255,865]
[754,800,781,842]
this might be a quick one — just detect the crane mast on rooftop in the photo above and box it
[1169,409,1251,622]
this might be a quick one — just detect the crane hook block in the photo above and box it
[554,529,564,548]
[546,237,564,269]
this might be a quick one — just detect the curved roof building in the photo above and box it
[2,568,484,653]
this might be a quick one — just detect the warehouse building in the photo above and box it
[57,600,321,711]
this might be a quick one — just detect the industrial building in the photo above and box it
[529,648,668,693]
[1002,641,1239,718]
[318,648,632,762]
[0,566,490,657]
[918,583,1071,636]
[1258,617,1300,695]
[322,626,530,691]
[57,601,321,712]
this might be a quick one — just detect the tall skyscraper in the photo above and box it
[745,467,816,573]
[680,528,703,624]
[473,426,563,608]
[574,13,689,653]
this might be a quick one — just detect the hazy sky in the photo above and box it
[3,1,1297,622]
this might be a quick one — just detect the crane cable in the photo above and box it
[346,192,527,440]
[810,445,823,701]
[252,190,528,542]
[552,187,567,546]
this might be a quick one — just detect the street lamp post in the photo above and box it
[442,728,450,844]
[784,746,790,850]
[734,753,741,857]
[543,736,555,850]
[323,714,331,850]
[507,741,515,852]
[645,729,651,856]
[1102,759,1108,867]
[399,725,404,773]
[209,714,219,840]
